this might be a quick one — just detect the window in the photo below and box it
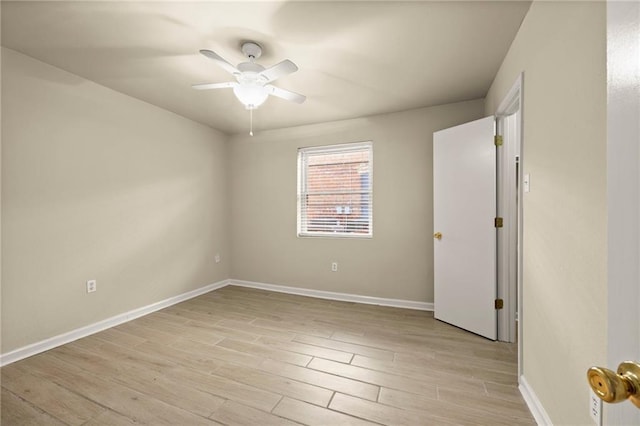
[297,142,372,238]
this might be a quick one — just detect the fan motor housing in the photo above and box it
[237,62,265,73]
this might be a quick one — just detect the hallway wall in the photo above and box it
[485,2,607,424]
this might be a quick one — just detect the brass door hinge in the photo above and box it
[494,217,504,228]
[495,299,504,310]
[494,135,503,146]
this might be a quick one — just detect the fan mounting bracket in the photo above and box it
[241,42,262,60]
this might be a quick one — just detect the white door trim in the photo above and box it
[495,73,524,373]
[606,1,640,424]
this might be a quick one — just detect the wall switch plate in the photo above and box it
[331,262,338,272]
[523,173,531,193]
[590,388,602,425]
[215,254,221,263]
[86,280,97,293]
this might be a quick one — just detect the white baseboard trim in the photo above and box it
[230,279,434,311]
[519,375,553,425]
[1,278,432,366]
[0,279,230,367]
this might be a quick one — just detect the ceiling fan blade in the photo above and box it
[199,49,240,75]
[266,85,306,104]
[260,60,298,83]
[192,82,237,90]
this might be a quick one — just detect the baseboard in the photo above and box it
[1,278,433,366]
[0,279,231,367]
[230,279,434,311]
[519,375,553,425]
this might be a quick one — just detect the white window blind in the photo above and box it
[297,142,372,238]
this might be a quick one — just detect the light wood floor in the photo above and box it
[1,286,535,425]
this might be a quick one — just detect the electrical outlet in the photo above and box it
[589,388,602,425]
[215,254,221,263]
[86,280,97,293]
[331,262,338,272]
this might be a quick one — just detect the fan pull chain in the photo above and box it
[249,108,254,136]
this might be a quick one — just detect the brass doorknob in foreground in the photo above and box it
[587,361,640,408]
[433,232,442,240]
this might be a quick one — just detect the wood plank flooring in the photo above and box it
[1,286,535,425]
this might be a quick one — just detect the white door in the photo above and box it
[603,1,640,423]
[433,116,497,340]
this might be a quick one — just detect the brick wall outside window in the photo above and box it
[298,143,372,237]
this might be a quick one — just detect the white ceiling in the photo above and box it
[1,1,531,135]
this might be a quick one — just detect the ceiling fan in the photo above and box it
[193,41,306,113]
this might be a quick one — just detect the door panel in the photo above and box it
[433,116,497,340]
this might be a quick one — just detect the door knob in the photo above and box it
[433,232,442,240]
[587,361,640,408]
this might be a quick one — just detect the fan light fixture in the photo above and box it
[193,41,306,136]
[233,82,267,135]
[232,81,268,110]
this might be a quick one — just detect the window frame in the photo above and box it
[297,141,373,239]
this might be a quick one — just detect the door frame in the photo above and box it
[495,74,524,373]
[606,1,639,423]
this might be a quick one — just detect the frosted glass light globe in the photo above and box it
[233,82,268,110]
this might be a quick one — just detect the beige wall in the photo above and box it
[228,101,484,302]
[1,48,229,353]
[485,2,607,424]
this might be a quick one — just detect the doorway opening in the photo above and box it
[495,74,524,377]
